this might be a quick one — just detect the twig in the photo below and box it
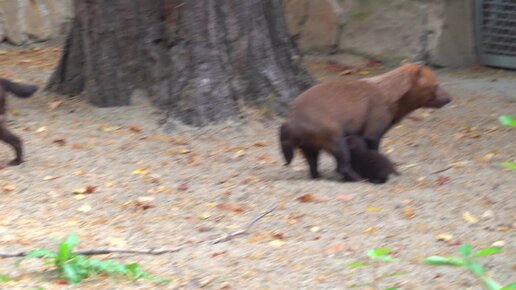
[210,204,277,244]
[431,166,453,175]
[0,204,277,258]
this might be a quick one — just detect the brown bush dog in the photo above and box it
[280,62,451,181]
[347,135,398,184]
[0,78,39,165]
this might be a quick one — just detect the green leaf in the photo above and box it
[373,255,399,262]
[57,233,79,262]
[347,261,369,269]
[384,288,399,290]
[62,264,81,284]
[17,249,57,265]
[367,248,392,257]
[468,262,485,276]
[501,283,516,290]
[474,247,503,257]
[459,244,473,257]
[425,256,465,266]
[501,162,516,170]
[499,115,516,127]
[0,274,11,282]
[483,277,503,290]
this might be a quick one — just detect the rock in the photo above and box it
[339,1,428,61]
[1,0,28,45]
[25,0,52,41]
[284,0,306,37]
[298,0,342,52]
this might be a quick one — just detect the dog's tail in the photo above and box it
[1,78,38,98]
[279,123,295,165]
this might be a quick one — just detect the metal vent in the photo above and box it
[475,0,516,69]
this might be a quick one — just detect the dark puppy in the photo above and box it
[347,135,398,184]
[0,78,38,165]
[280,62,451,181]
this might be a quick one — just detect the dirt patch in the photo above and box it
[0,47,514,289]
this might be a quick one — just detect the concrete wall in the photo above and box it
[284,0,476,68]
[0,0,74,45]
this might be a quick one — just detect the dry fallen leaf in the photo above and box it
[297,193,328,203]
[336,194,354,202]
[129,124,142,133]
[403,208,416,219]
[435,176,451,186]
[48,100,64,110]
[77,204,92,213]
[327,243,344,254]
[35,126,47,133]
[132,167,148,175]
[436,233,453,242]
[99,124,122,132]
[52,139,66,146]
[74,194,86,200]
[3,183,15,192]
[217,203,245,213]
[367,206,382,212]
[43,176,59,181]
[463,211,479,224]
[269,239,285,247]
[198,212,211,220]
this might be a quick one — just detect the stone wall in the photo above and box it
[0,0,74,45]
[284,0,476,68]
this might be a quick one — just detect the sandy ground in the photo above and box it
[0,46,515,290]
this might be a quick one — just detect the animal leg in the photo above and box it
[333,137,363,182]
[366,138,381,151]
[300,146,320,179]
[0,123,23,165]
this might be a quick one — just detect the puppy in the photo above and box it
[0,78,38,165]
[347,135,398,184]
[280,62,450,180]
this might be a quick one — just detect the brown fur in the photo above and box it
[347,135,398,184]
[0,78,38,165]
[280,62,451,181]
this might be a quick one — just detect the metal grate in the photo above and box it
[475,0,516,69]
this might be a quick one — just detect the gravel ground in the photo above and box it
[0,47,514,290]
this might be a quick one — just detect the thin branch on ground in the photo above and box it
[0,204,277,258]
[431,166,453,174]
[210,204,277,244]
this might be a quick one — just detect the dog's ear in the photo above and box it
[412,64,425,84]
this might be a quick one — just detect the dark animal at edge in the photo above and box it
[0,78,39,165]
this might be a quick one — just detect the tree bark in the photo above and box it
[46,0,314,126]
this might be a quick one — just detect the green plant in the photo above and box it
[499,115,516,170]
[499,115,516,127]
[0,274,11,282]
[425,244,514,290]
[367,248,399,262]
[17,233,166,285]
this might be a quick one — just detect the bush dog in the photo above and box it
[347,135,398,184]
[280,62,451,181]
[0,78,39,165]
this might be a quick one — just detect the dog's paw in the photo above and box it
[8,159,22,166]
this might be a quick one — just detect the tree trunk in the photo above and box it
[46,0,314,126]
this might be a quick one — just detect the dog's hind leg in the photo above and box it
[332,136,363,182]
[300,146,320,179]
